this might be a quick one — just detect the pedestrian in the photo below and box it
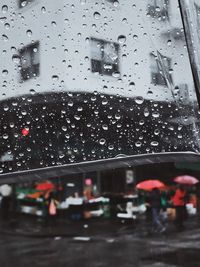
[171,185,188,230]
[149,188,165,233]
[0,184,12,221]
[46,191,58,227]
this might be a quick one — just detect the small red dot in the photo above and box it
[22,128,29,136]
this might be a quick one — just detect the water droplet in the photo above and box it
[3,105,9,111]
[102,99,108,105]
[112,72,120,78]
[26,30,32,37]
[2,34,8,41]
[9,122,14,128]
[74,115,80,121]
[2,5,8,13]
[139,120,144,126]
[12,54,21,64]
[108,145,114,150]
[41,6,46,13]
[135,96,144,105]
[113,1,119,7]
[167,40,172,46]
[117,35,126,44]
[152,111,159,118]
[62,126,67,132]
[52,75,59,81]
[29,89,36,95]
[154,129,160,135]
[51,21,57,27]
[135,141,142,147]
[99,138,106,145]
[93,12,101,19]
[129,82,135,90]
[21,110,27,116]
[102,124,108,131]
[3,133,8,140]
[144,108,150,117]
[68,100,73,107]
[115,114,121,120]
[2,69,8,76]
[151,141,159,147]
[21,1,27,7]
[77,107,83,112]
[4,23,10,30]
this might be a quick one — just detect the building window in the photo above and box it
[150,52,172,87]
[90,38,119,76]
[19,41,40,81]
[147,0,169,21]
[19,0,35,8]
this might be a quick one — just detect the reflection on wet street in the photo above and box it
[143,248,200,267]
[0,217,200,267]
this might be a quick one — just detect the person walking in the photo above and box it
[0,184,12,221]
[172,185,187,230]
[46,191,58,227]
[149,188,165,233]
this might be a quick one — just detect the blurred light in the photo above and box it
[85,178,92,186]
[21,128,29,136]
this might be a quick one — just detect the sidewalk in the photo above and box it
[0,213,199,240]
[0,214,137,238]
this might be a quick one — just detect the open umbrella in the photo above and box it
[35,181,55,191]
[174,175,199,185]
[136,180,165,191]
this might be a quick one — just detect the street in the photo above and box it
[0,217,200,267]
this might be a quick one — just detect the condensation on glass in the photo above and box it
[0,0,200,174]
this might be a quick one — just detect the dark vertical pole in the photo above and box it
[178,0,200,108]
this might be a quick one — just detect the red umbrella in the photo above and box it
[174,175,199,185]
[136,180,165,191]
[36,181,55,191]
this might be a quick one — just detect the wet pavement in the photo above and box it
[0,216,200,266]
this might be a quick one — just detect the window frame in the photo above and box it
[19,41,40,82]
[90,37,120,77]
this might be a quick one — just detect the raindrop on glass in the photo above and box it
[2,69,8,76]
[93,12,101,19]
[26,30,32,37]
[62,126,67,132]
[52,75,59,81]
[99,138,106,145]
[117,35,126,44]
[2,5,8,13]
[135,96,144,105]
[12,54,20,64]
[135,141,142,148]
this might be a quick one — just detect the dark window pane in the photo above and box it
[90,38,120,76]
[19,42,40,81]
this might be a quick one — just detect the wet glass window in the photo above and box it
[0,0,200,176]
[19,41,40,81]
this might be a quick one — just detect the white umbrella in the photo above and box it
[0,184,12,197]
